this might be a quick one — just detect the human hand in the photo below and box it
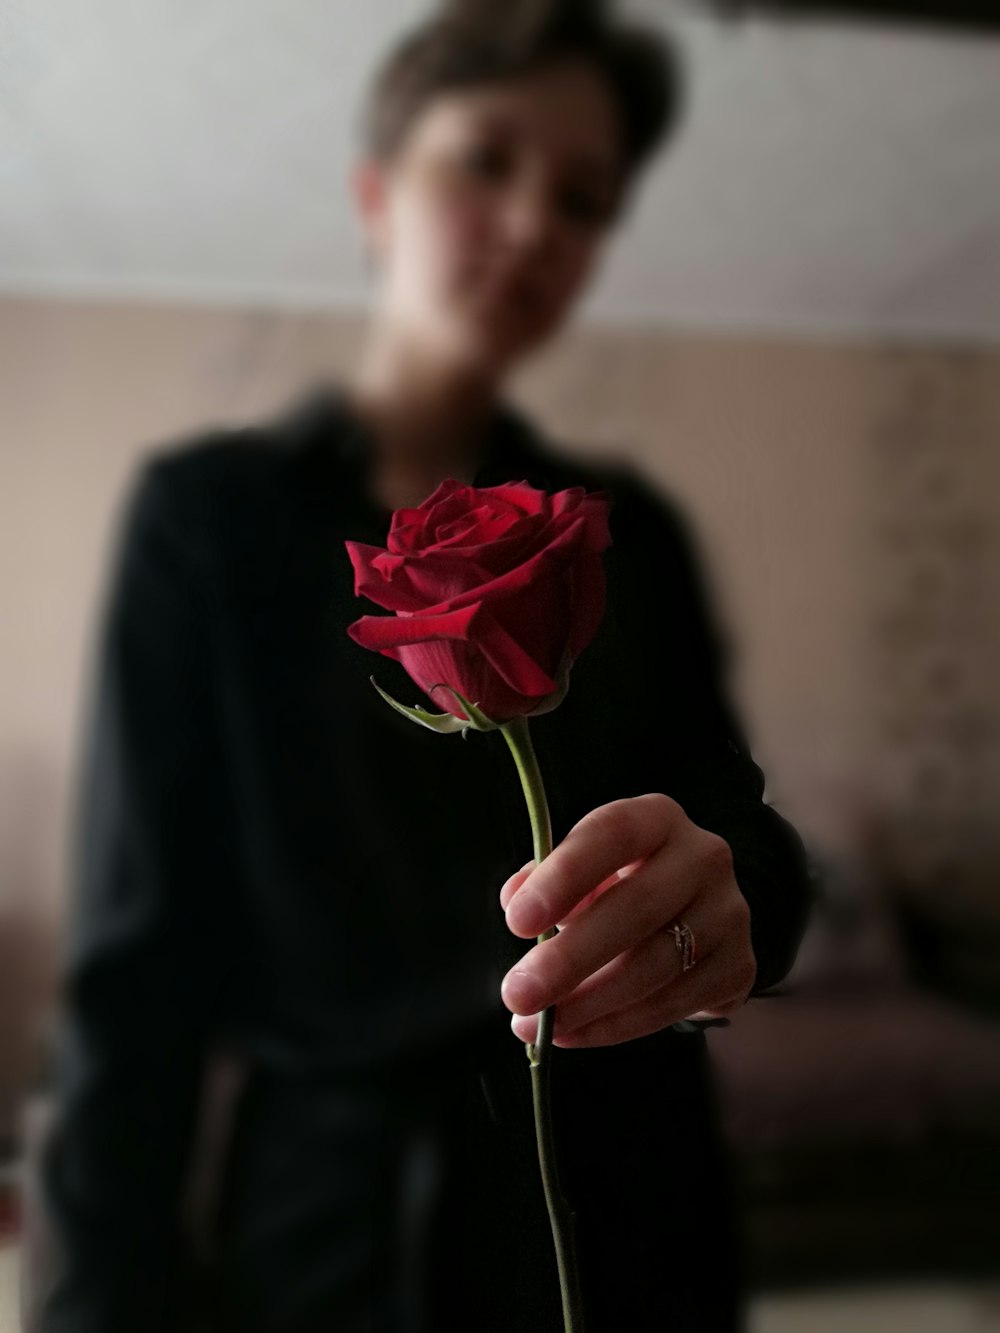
[499,792,757,1047]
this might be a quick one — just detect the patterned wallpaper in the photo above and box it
[864,348,999,914]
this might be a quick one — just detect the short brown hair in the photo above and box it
[360,0,686,201]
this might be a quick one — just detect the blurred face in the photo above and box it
[352,57,627,378]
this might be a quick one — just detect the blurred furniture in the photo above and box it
[707,843,1000,1289]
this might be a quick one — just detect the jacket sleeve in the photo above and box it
[606,467,816,997]
[38,453,235,1331]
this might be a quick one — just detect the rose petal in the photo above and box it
[345,541,427,613]
[566,551,608,658]
[470,606,560,698]
[406,513,592,618]
[345,601,480,653]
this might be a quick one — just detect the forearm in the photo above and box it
[699,797,814,996]
[668,741,815,997]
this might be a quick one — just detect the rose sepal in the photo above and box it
[369,677,501,736]
[369,677,469,734]
[428,684,501,735]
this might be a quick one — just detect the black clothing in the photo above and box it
[39,383,812,1331]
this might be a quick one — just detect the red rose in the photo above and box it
[345,477,613,724]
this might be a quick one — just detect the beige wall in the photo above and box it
[2,294,998,936]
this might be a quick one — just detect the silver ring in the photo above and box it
[665,918,697,971]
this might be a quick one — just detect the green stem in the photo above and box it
[499,713,587,1333]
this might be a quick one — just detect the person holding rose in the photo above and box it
[37,1,814,1330]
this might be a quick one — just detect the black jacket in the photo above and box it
[38,382,813,1332]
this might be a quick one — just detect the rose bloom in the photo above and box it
[345,477,612,723]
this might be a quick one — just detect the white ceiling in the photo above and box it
[3,1,999,343]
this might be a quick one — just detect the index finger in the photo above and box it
[503,792,681,938]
